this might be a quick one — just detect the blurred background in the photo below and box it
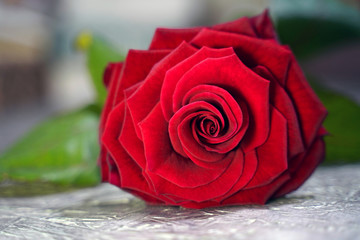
[0,0,359,194]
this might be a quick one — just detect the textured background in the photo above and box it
[1,164,359,240]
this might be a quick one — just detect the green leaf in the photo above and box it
[0,109,101,189]
[276,17,360,59]
[87,37,125,107]
[311,82,360,164]
[271,0,360,59]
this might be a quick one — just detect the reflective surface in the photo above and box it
[1,165,359,240]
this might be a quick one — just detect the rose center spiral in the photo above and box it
[198,115,220,137]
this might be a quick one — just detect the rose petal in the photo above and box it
[177,106,241,158]
[99,62,123,134]
[274,137,325,197]
[285,57,328,146]
[213,15,257,37]
[148,10,275,51]
[149,27,202,50]
[173,54,270,152]
[253,65,305,158]
[118,104,146,169]
[190,28,291,85]
[127,42,197,139]
[176,112,235,170]
[102,103,167,203]
[222,172,290,205]
[161,46,235,121]
[112,49,170,106]
[181,84,249,151]
[103,62,122,89]
[178,110,227,163]
[102,102,126,170]
[99,146,109,181]
[318,126,328,136]
[107,155,121,187]
[140,104,229,188]
[169,101,225,161]
[244,107,288,189]
[147,149,244,202]
[249,9,277,39]
[213,149,258,202]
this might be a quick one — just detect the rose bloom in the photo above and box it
[98,10,327,208]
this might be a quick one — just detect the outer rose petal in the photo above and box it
[253,65,305,158]
[149,27,202,50]
[149,9,275,52]
[99,62,123,134]
[107,155,121,187]
[222,172,290,205]
[101,103,126,183]
[190,28,291,86]
[102,102,174,204]
[249,9,277,39]
[100,50,169,142]
[103,62,121,89]
[274,137,325,197]
[285,57,327,146]
[99,146,109,181]
[119,104,146,169]
[101,103,155,200]
[112,49,170,106]
[213,16,257,37]
[127,42,197,139]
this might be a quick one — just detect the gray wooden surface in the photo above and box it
[0,164,359,240]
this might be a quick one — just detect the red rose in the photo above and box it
[99,10,327,208]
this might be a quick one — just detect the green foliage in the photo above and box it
[87,37,125,107]
[0,36,126,196]
[276,17,360,59]
[311,83,360,164]
[0,109,101,188]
